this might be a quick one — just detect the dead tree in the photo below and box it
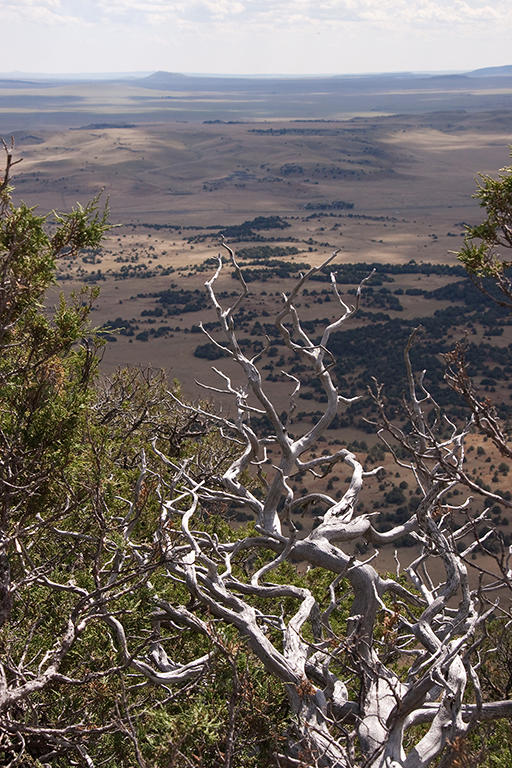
[147,245,512,768]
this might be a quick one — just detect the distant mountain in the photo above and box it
[470,65,512,76]
[140,71,189,84]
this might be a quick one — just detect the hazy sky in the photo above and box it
[1,0,509,76]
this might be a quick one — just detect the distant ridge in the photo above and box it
[141,71,188,83]
[4,69,511,86]
[470,65,512,76]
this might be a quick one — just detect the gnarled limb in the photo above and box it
[153,248,512,767]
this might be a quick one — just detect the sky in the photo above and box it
[1,0,510,77]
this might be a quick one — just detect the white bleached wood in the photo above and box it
[144,251,512,767]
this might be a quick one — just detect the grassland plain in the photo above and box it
[3,71,512,568]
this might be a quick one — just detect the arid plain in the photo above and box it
[2,70,512,556]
